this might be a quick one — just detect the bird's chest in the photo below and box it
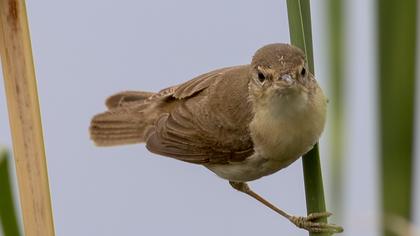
[205,95,326,182]
[249,103,323,167]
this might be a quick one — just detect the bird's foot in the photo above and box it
[289,212,343,234]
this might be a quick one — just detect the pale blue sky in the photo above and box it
[1,0,419,236]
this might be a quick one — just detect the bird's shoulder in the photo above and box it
[150,65,249,100]
[146,65,255,164]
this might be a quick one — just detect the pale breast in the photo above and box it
[252,89,326,160]
[206,88,327,182]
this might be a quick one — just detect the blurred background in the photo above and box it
[0,0,418,235]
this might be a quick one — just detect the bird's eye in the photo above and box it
[257,72,266,83]
[300,67,306,76]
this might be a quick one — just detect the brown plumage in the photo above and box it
[90,43,327,180]
[90,65,254,164]
[89,43,343,233]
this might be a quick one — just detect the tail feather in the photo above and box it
[90,91,156,146]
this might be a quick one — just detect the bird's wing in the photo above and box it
[105,91,155,109]
[148,66,236,101]
[146,66,255,164]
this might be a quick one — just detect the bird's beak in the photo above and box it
[280,74,294,86]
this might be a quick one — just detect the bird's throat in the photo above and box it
[250,90,325,163]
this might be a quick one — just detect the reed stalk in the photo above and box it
[327,0,344,220]
[286,1,331,235]
[378,0,417,235]
[0,150,21,236]
[0,0,55,235]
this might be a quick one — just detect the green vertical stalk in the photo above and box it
[327,0,344,220]
[378,0,417,236]
[286,1,329,236]
[0,150,21,236]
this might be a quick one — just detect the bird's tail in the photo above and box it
[89,91,156,146]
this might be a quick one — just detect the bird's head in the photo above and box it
[249,43,318,108]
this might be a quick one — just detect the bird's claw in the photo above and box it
[289,212,344,234]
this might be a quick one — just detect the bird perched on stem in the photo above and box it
[90,43,343,233]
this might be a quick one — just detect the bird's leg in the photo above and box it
[229,181,343,234]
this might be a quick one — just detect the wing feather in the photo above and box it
[146,65,254,164]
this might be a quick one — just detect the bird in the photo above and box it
[89,43,343,233]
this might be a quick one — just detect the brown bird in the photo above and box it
[90,43,343,233]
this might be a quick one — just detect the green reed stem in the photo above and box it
[0,150,22,236]
[378,0,417,235]
[286,1,330,235]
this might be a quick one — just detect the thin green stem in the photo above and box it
[378,0,416,235]
[0,150,22,236]
[286,1,330,235]
[327,0,344,221]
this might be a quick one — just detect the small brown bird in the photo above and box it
[90,43,343,233]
